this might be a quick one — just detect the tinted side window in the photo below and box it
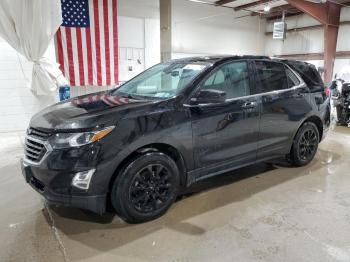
[255,61,288,93]
[201,61,250,99]
[286,67,301,88]
[284,60,324,87]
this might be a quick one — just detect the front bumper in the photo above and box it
[21,157,110,214]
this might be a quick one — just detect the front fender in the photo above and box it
[95,111,193,191]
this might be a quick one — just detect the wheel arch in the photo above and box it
[289,115,323,152]
[108,143,188,193]
[301,115,323,142]
[287,115,322,166]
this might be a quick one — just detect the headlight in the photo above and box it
[49,126,115,149]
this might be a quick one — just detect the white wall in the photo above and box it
[118,0,159,19]
[145,18,160,69]
[172,0,266,57]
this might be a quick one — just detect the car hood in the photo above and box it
[29,91,159,131]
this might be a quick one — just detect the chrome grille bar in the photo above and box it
[24,132,51,165]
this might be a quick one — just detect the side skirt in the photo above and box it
[186,155,284,187]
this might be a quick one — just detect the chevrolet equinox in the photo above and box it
[21,56,330,223]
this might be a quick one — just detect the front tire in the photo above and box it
[111,152,180,223]
[288,122,320,166]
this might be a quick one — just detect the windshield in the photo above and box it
[111,62,208,99]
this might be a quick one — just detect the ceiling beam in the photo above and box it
[274,51,350,60]
[286,0,341,25]
[250,4,300,18]
[266,11,303,21]
[265,4,299,13]
[234,0,270,11]
[215,0,236,6]
[251,4,302,19]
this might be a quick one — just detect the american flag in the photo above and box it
[55,0,119,86]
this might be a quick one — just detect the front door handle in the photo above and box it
[241,101,257,109]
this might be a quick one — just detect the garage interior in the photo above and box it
[0,0,350,261]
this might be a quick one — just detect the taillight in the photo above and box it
[325,87,331,97]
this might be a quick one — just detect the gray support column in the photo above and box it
[160,0,172,62]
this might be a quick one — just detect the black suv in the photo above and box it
[21,56,330,223]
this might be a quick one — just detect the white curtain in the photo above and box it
[0,0,63,95]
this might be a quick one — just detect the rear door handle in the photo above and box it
[292,93,303,99]
[241,101,257,109]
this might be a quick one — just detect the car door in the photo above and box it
[188,60,260,179]
[254,60,311,160]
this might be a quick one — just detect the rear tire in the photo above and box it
[111,152,180,223]
[288,122,320,167]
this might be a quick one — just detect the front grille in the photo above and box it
[24,137,47,163]
[27,128,51,140]
[24,127,52,163]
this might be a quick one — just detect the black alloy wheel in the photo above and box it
[111,152,180,223]
[289,122,320,166]
[129,164,173,213]
[299,129,318,161]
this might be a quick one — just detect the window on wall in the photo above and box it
[255,61,288,93]
[201,61,250,100]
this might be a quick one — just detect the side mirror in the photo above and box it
[191,89,226,105]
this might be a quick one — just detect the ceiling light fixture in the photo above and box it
[264,5,271,12]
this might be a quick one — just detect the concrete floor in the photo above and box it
[1,126,350,262]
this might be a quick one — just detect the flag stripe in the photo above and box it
[108,0,114,84]
[112,0,118,84]
[99,0,107,86]
[89,0,97,85]
[76,28,85,86]
[71,28,80,86]
[93,1,102,86]
[103,0,111,85]
[81,29,89,85]
[85,28,93,85]
[65,27,76,86]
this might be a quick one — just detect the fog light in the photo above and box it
[71,169,96,190]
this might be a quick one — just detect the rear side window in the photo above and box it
[201,61,250,99]
[283,61,324,87]
[255,61,288,93]
[286,67,301,88]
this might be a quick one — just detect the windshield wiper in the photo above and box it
[119,92,154,100]
[111,90,160,100]
[121,93,140,99]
